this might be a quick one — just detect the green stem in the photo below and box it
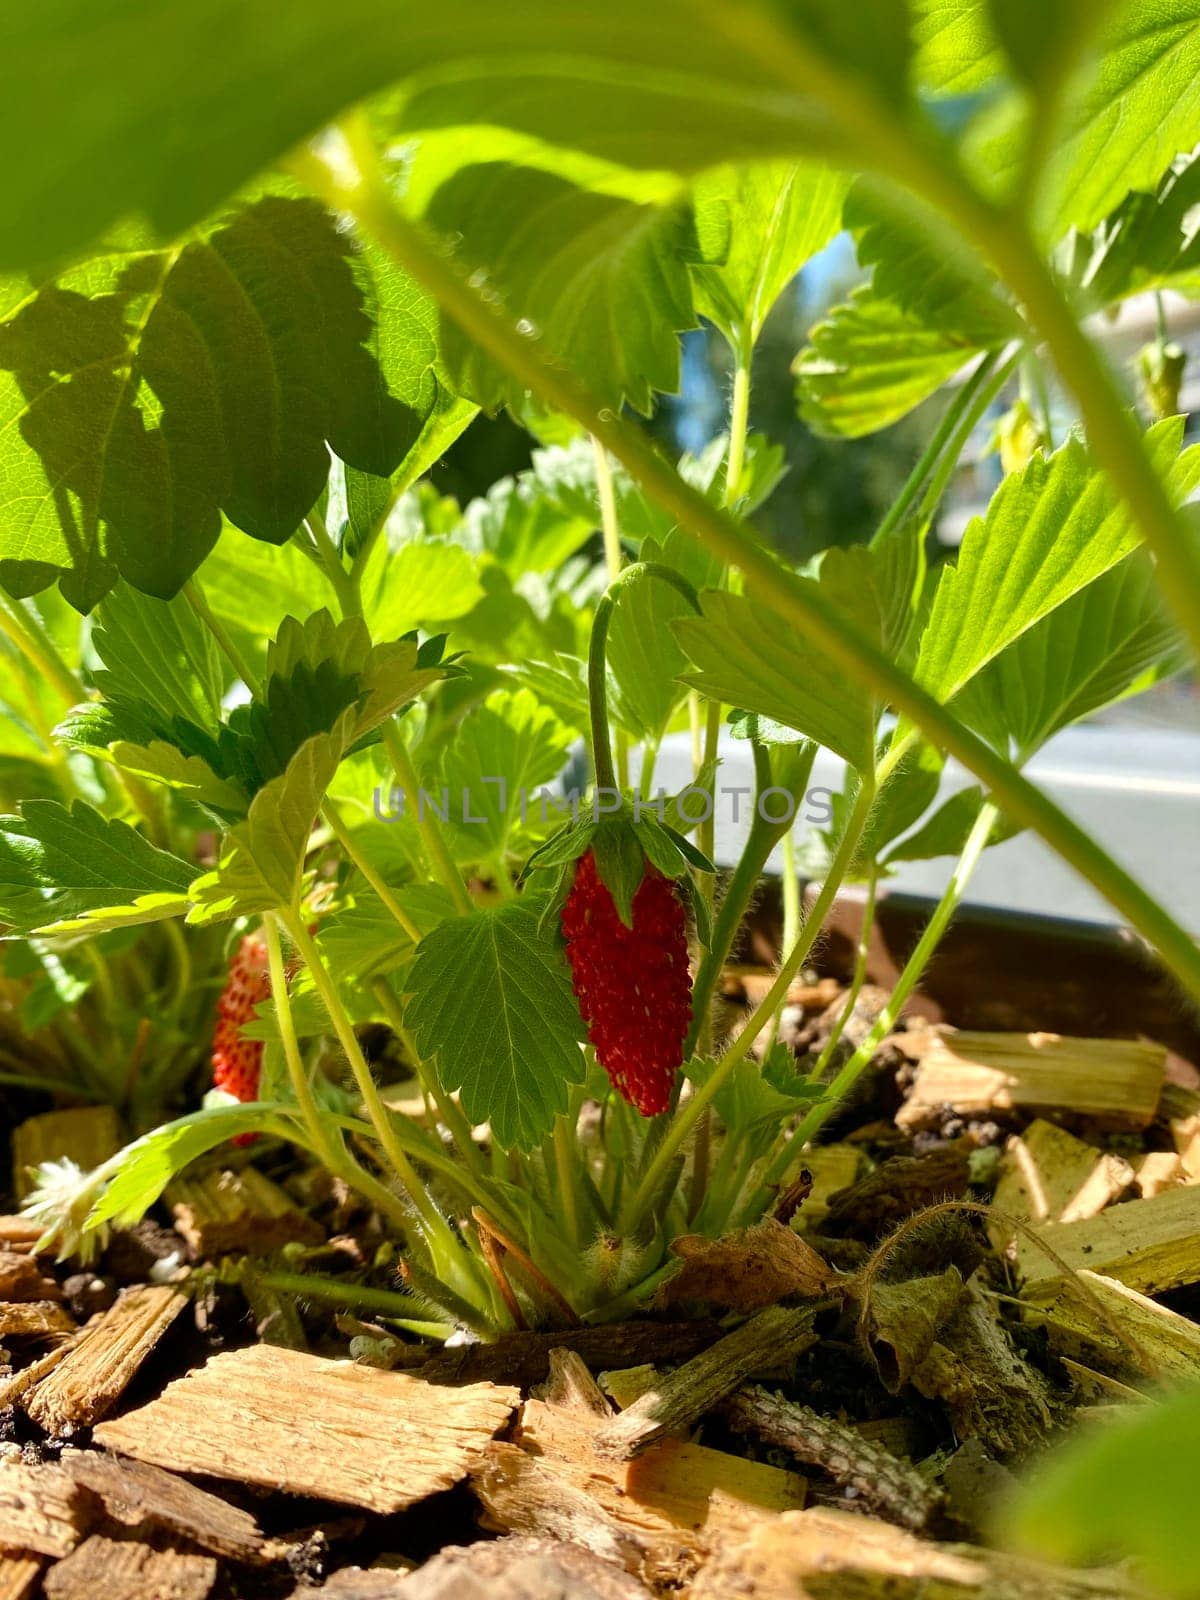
[725,347,752,506]
[588,561,701,797]
[0,592,86,706]
[322,139,1200,1004]
[264,914,347,1169]
[593,434,624,579]
[620,769,875,1235]
[553,1114,583,1250]
[263,915,417,1232]
[917,346,1022,520]
[489,853,516,898]
[370,978,483,1176]
[764,827,802,1052]
[685,740,815,1058]
[281,910,472,1289]
[262,1248,491,1334]
[380,722,473,916]
[807,866,877,1083]
[250,1267,455,1325]
[695,699,721,920]
[875,350,1003,543]
[745,801,998,1219]
[306,507,361,618]
[639,729,662,800]
[592,434,629,790]
[184,581,262,694]
[1027,353,1055,449]
[324,798,423,942]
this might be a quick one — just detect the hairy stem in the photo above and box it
[184,581,262,695]
[807,864,877,1083]
[686,740,816,1058]
[323,798,424,942]
[592,435,630,789]
[306,506,361,618]
[589,561,701,797]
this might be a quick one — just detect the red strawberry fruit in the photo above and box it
[212,934,271,1140]
[561,849,691,1116]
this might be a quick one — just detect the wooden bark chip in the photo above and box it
[0,1556,43,1600]
[895,1030,1166,1130]
[689,1506,1140,1600]
[1015,1182,1200,1301]
[24,1285,187,1432]
[93,1345,518,1514]
[593,1302,828,1461]
[470,1349,805,1591]
[0,1459,92,1559]
[43,1536,216,1600]
[56,1451,266,1564]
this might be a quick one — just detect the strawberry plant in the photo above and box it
[2,2,1198,1338]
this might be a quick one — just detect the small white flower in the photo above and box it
[21,1157,111,1265]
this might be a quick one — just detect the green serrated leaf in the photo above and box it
[674,548,893,771]
[692,162,850,349]
[0,799,196,934]
[1038,1,1200,237]
[427,165,706,416]
[91,581,224,729]
[916,419,1200,706]
[1064,151,1200,307]
[316,882,455,983]
[107,741,247,815]
[87,1104,294,1231]
[686,1053,817,1136]
[0,195,438,607]
[858,742,946,862]
[846,186,1020,348]
[954,548,1194,762]
[187,716,351,923]
[220,613,442,793]
[35,890,195,940]
[606,543,695,738]
[195,531,330,640]
[882,785,1018,864]
[913,0,1006,94]
[405,901,587,1150]
[2,2,873,273]
[361,537,484,638]
[442,687,577,861]
[342,392,477,557]
[795,288,996,439]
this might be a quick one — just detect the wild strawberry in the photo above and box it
[212,935,271,1141]
[561,849,691,1116]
